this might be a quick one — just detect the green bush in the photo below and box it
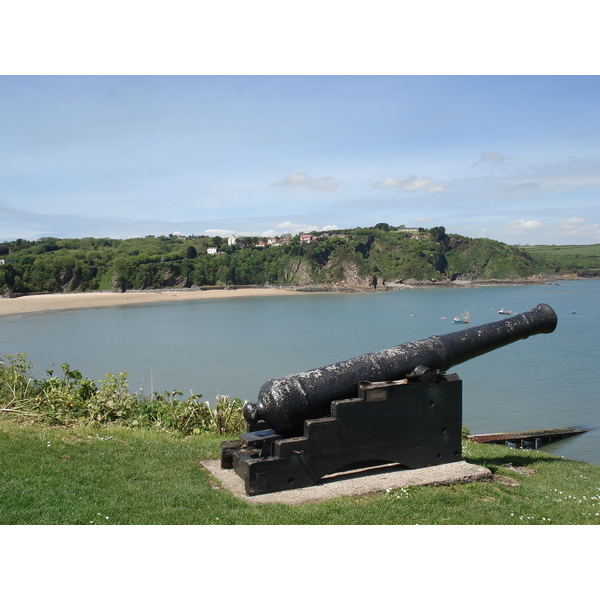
[0,354,246,436]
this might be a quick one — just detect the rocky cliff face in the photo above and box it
[336,261,369,288]
[284,260,311,286]
[57,267,81,292]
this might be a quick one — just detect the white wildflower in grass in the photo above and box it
[385,487,410,499]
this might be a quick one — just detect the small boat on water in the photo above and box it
[498,309,512,315]
[452,311,470,324]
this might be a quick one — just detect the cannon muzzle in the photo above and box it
[244,303,557,434]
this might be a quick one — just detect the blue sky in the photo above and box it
[1,75,599,246]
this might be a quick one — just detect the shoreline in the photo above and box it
[0,287,304,317]
[0,275,585,318]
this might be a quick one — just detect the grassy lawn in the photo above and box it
[2,417,600,526]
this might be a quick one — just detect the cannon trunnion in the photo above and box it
[221,304,557,496]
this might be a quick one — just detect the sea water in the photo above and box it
[1,280,598,464]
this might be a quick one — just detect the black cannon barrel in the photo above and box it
[244,303,558,434]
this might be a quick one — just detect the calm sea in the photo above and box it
[1,280,599,464]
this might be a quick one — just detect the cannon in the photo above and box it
[222,303,557,495]
[245,303,557,434]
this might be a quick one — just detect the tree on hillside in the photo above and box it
[430,226,448,245]
[429,226,450,275]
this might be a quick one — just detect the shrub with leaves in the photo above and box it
[1,354,246,435]
[27,363,97,425]
[0,353,35,416]
[85,372,139,425]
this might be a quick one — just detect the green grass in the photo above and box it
[525,243,600,257]
[523,243,600,276]
[2,417,599,525]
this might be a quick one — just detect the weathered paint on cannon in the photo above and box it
[243,303,557,434]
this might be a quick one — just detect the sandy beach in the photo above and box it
[0,287,303,317]
[1,277,565,318]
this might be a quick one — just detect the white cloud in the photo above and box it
[204,228,235,236]
[557,217,586,228]
[373,175,446,193]
[321,224,338,231]
[403,177,432,191]
[501,219,543,234]
[426,182,446,193]
[272,172,339,191]
[276,220,318,233]
[374,177,402,189]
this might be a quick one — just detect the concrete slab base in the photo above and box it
[199,460,493,505]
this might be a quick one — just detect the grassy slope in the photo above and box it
[525,244,600,256]
[2,418,599,525]
[525,243,600,275]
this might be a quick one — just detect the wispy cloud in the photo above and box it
[499,158,600,196]
[272,172,339,191]
[2,77,598,246]
[373,176,446,193]
[556,217,600,240]
[204,229,235,237]
[276,220,318,233]
[557,217,586,230]
[471,151,508,167]
[501,219,543,235]
[501,182,540,194]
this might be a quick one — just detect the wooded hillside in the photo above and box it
[0,224,594,296]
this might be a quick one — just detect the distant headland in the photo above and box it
[2,225,598,301]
